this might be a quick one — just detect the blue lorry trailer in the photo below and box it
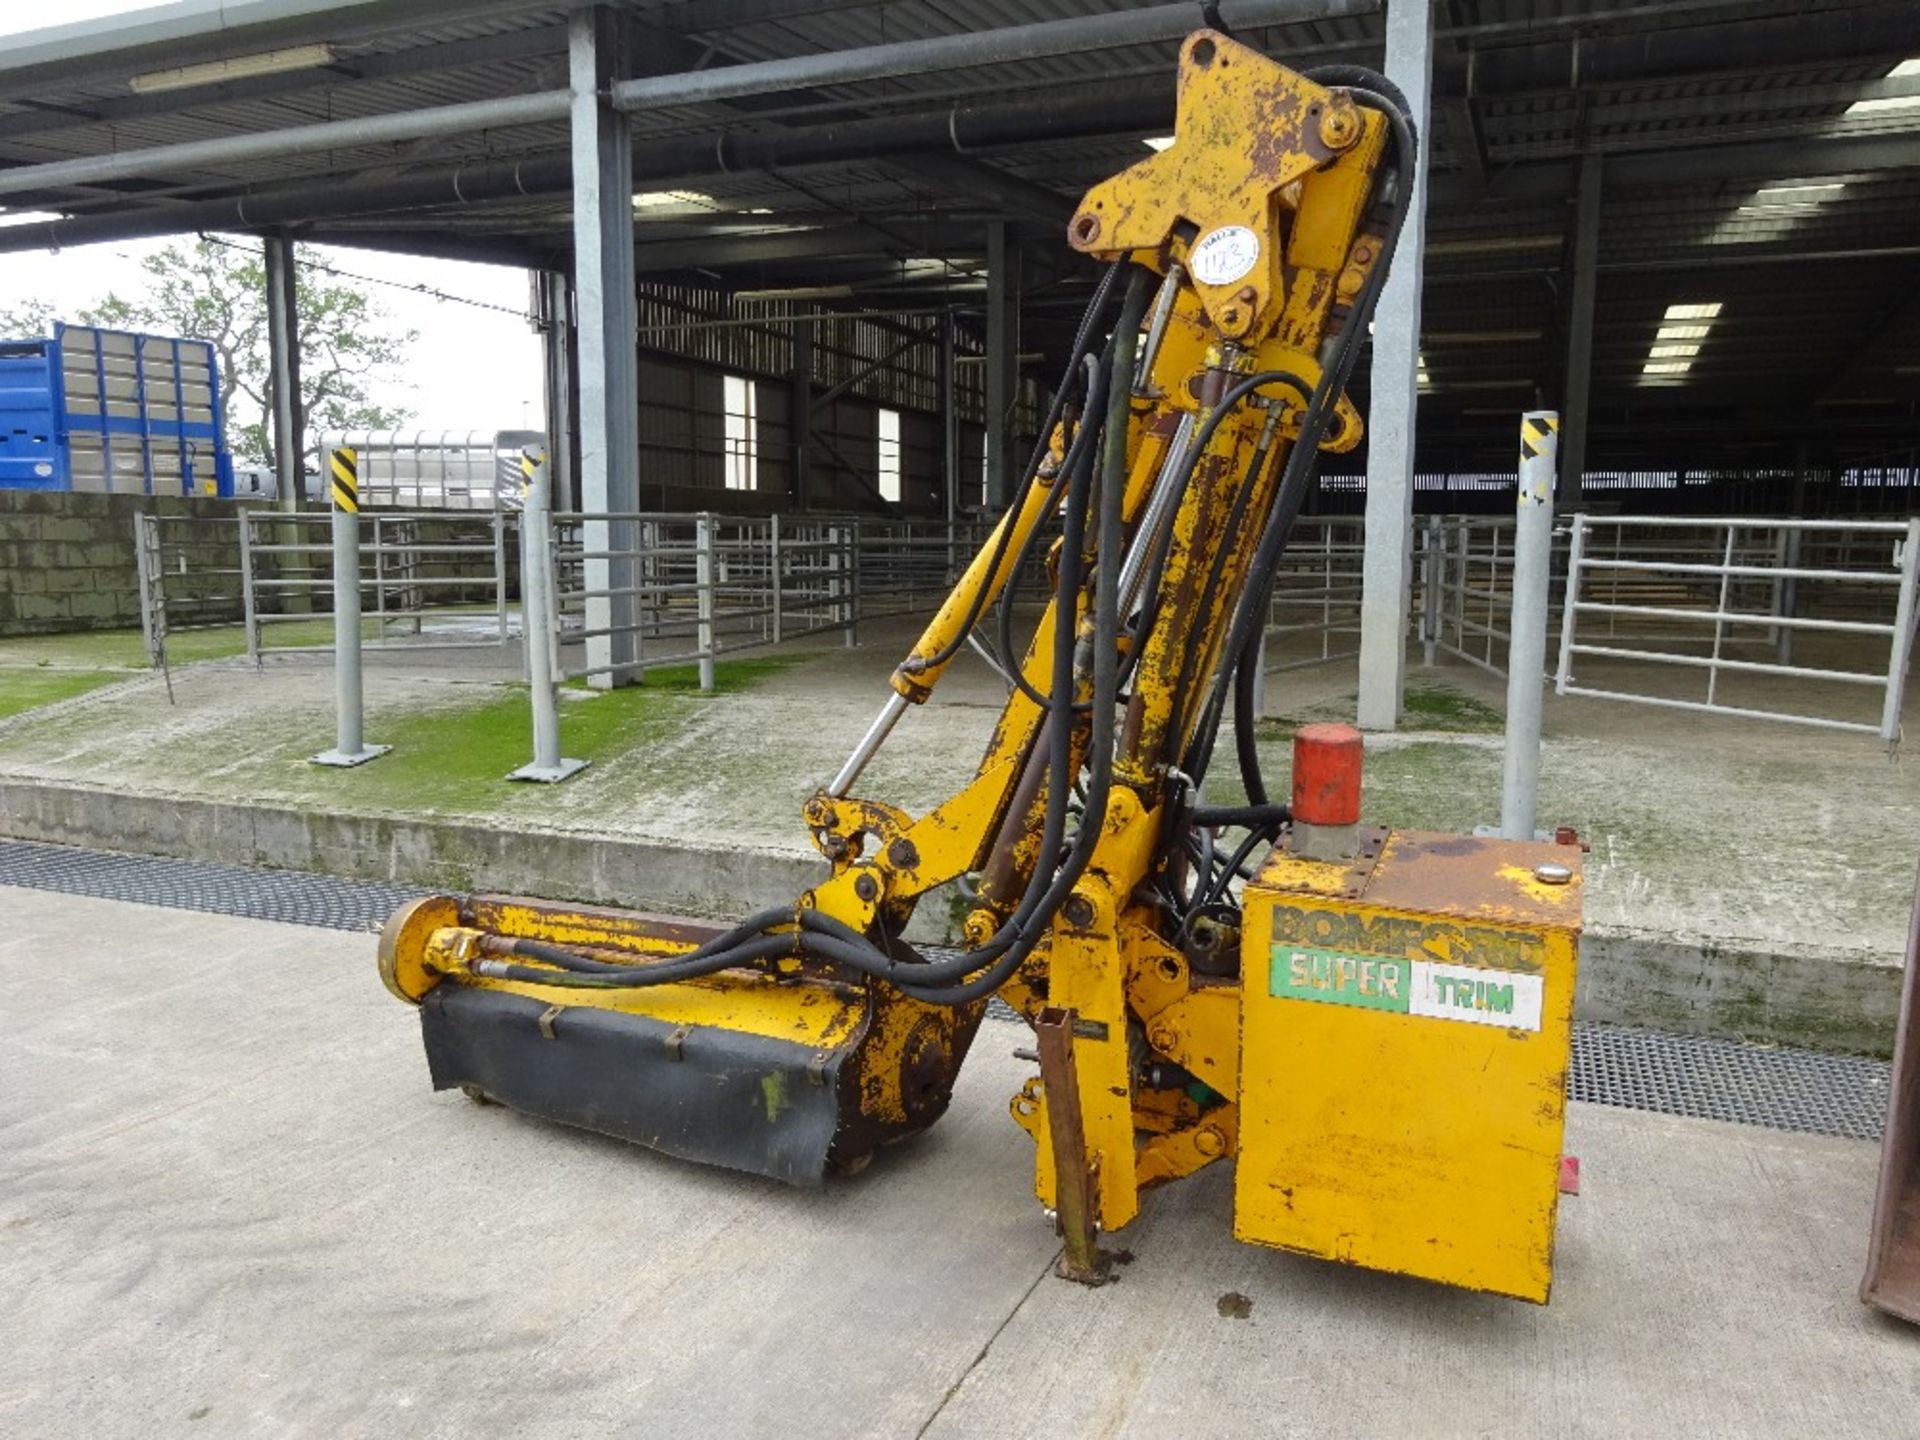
[0,322,235,497]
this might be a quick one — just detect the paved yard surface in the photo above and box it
[3,887,1917,1439]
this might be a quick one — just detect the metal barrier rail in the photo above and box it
[1415,516,1725,680]
[1554,514,1920,741]
[542,512,1038,692]
[132,511,248,646]
[853,518,1000,621]
[133,508,515,671]
[1262,516,1365,673]
[549,510,857,687]
[240,508,514,659]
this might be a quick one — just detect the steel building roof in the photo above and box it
[0,0,1914,471]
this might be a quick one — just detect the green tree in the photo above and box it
[0,296,55,337]
[85,237,416,467]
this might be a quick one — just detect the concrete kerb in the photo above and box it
[0,776,1903,1055]
[0,777,824,921]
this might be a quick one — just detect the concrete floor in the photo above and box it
[4,885,1917,1439]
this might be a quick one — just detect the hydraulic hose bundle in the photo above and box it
[487,64,1417,1004]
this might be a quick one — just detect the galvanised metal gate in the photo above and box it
[134,508,516,667]
[1554,515,1920,742]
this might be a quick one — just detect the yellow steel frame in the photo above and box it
[381,30,1420,1267]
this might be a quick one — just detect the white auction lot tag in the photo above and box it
[1189,225,1261,286]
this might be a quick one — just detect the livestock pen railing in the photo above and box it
[240,509,513,658]
[133,507,515,669]
[1554,515,1920,741]
[1412,517,1788,682]
[1261,516,1366,673]
[549,511,858,687]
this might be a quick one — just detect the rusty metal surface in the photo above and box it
[1068,29,1352,342]
[1252,824,1387,899]
[1034,1005,1112,1286]
[1861,859,1920,1324]
[462,893,728,955]
[1364,830,1583,931]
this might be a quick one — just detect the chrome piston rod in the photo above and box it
[1118,412,1196,615]
[832,406,1196,800]
[826,690,911,797]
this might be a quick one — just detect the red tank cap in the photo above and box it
[1292,723,1363,827]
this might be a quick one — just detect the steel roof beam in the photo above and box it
[1815,280,1920,402]
[0,23,570,145]
[629,223,983,273]
[0,0,1366,201]
[0,0,555,96]
[1430,131,1920,208]
[605,0,1376,113]
[0,78,1170,254]
[0,89,570,200]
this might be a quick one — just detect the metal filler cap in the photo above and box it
[1533,862,1573,885]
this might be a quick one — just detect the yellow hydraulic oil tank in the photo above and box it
[1235,827,1582,1303]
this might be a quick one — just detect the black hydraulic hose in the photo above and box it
[465,83,1413,1001]
[1210,64,1419,808]
[1199,822,1284,909]
[501,906,797,975]
[905,260,1125,677]
[527,278,1147,1000]
[1232,624,1270,803]
[1158,370,1312,755]
[1183,82,1416,797]
[478,932,801,989]
[1306,66,1415,125]
[996,346,1113,711]
[1122,367,1310,695]
[811,304,1116,998]
[1189,802,1291,828]
[892,267,1153,1005]
[892,438,1097,997]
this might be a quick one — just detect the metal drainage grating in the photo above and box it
[0,838,427,933]
[989,1006,1890,1142]
[1569,1019,1889,1142]
[0,840,1894,1142]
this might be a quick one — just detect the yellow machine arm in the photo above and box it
[381,33,1587,1304]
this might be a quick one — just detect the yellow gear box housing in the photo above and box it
[1234,828,1582,1303]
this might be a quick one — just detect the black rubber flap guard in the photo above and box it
[421,984,848,1187]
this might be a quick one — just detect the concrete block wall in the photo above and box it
[0,491,248,637]
[0,493,518,639]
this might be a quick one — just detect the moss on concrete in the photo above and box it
[0,618,348,669]
[1260,678,1503,734]
[1401,682,1504,733]
[263,656,805,816]
[0,667,130,720]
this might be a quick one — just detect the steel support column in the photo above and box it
[791,303,814,509]
[265,235,303,510]
[264,234,310,613]
[570,5,641,688]
[985,221,1015,511]
[1355,0,1433,731]
[1559,154,1602,510]
[941,308,960,543]
[536,269,578,513]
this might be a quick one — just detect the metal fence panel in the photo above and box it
[1553,514,1919,742]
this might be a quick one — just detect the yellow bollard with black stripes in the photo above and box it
[310,446,390,767]
[328,445,360,515]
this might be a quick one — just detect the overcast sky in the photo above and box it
[0,2,547,435]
